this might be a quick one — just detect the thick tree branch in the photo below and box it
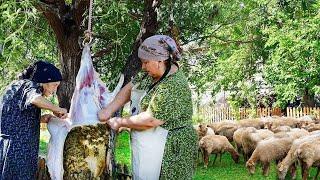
[122,0,162,85]
[39,0,67,13]
[36,2,65,46]
[72,0,90,28]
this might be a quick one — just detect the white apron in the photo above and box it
[130,83,168,180]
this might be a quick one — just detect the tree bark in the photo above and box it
[37,0,88,109]
[122,0,162,85]
[302,88,315,107]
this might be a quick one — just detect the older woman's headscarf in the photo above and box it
[138,35,181,61]
[19,60,62,83]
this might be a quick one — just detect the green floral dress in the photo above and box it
[134,69,198,180]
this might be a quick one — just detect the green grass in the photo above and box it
[115,132,319,180]
[39,130,319,179]
[115,131,131,171]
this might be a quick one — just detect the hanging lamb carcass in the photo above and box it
[47,44,123,180]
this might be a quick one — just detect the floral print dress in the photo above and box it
[135,69,198,180]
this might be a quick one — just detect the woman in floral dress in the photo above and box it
[99,35,197,180]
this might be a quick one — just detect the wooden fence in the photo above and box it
[198,106,320,123]
[286,107,320,119]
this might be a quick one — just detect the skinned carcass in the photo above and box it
[47,44,123,180]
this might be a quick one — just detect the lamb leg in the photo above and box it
[289,163,297,179]
[212,153,218,165]
[203,151,209,168]
[262,162,270,176]
[301,162,310,180]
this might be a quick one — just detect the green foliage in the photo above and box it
[92,1,142,82]
[192,114,205,124]
[0,0,58,91]
[1,0,320,108]
[263,0,320,108]
[185,0,320,108]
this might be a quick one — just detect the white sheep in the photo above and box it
[246,136,294,176]
[233,127,256,159]
[296,138,320,180]
[241,129,274,160]
[199,134,239,168]
[277,133,320,180]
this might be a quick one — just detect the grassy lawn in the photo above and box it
[115,131,131,170]
[39,130,319,179]
[115,132,319,180]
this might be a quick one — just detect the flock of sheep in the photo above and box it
[194,116,320,180]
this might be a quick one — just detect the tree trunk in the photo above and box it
[37,0,88,109]
[122,0,162,85]
[57,33,82,109]
[302,88,315,107]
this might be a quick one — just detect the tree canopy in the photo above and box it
[1,0,320,109]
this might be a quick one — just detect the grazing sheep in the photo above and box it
[238,118,264,129]
[304,123,320,132]
[199,135,239,168]
[194,124,215,140]
[264,117,300,130]
[241,129,274,160]
[286,128,309,139]
[296,117,314,129]
[271,126,291,133]
[214,123,239,142]
[277,133,320,180]
[194,124,215,162]
[233,127,256,158]
[207,120,237,132]
[296,138,320,180]
[246,136,294,176]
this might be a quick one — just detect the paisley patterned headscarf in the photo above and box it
[138,35,181,61]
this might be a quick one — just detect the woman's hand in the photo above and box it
[53,107,68,119]
[98,109,113,122]
[107,117,123,131]
[40,114,55,123]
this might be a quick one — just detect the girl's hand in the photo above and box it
[40,114,55,123]
[53,107,68,119]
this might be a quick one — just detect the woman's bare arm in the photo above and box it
[99,82,133,121]
[108,111,164,131]
[31,96,67,118]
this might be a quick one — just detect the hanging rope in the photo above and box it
[83,0,94,45]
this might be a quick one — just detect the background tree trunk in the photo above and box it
[302,88,315,107]
[37,0,88,109]
[122,0,162,85]
[57,34,82,109]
